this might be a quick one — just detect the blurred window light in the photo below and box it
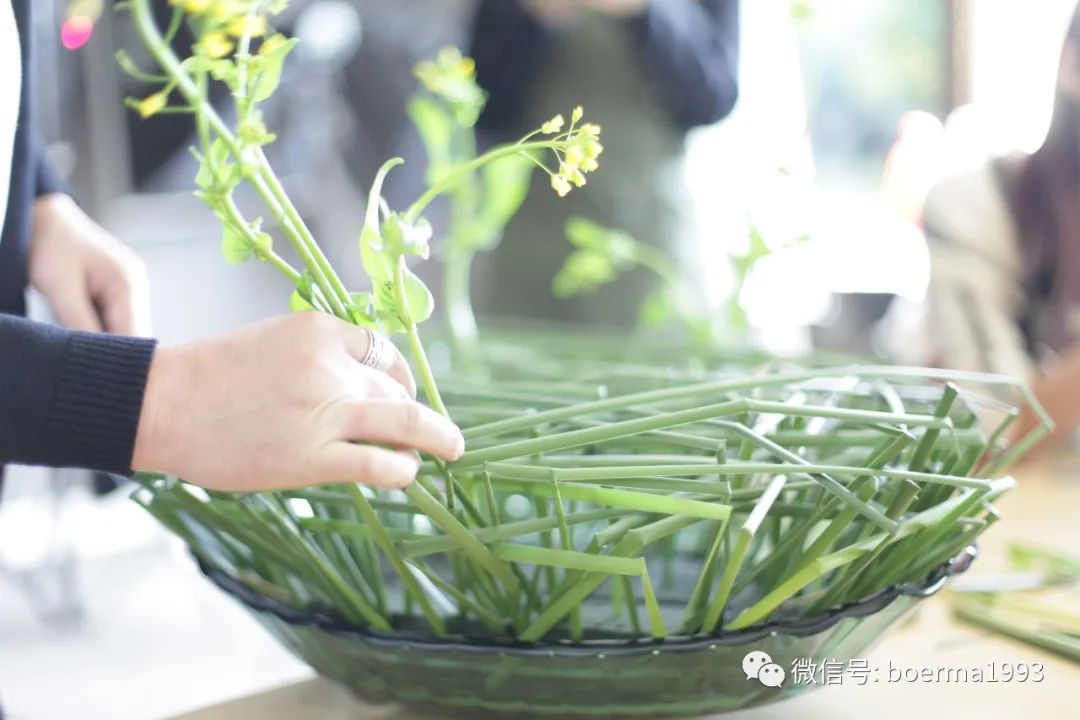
[966,0,1078,157]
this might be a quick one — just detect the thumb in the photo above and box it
[49,282,104,333]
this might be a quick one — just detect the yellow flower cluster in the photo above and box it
[167,0,284,58]
[415,46,477,92]
[545,107,603,198]
[412,46,488,128]
[541,115,564,135]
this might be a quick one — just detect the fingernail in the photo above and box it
[451,431,466,461]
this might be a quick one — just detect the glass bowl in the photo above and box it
[198,545,975,718]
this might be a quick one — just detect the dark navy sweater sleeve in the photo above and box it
[34,136,69,198]
[0,0,158,475]
[472,0,740,132]
[471,0,554,134]
[629,0,740,128]
[0,315,157,474]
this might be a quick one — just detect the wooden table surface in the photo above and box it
[173,458,1080,720]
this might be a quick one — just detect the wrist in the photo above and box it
[132,344,192,474]
[30,192,77,234]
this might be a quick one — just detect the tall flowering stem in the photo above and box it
[125,1,602,412]
[407,52,604,352]
[122,0,605,595]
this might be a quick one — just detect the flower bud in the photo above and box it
[541,114,565,135]
[136,90,169,118]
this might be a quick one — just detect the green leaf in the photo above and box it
[552,250,615,298]
[207,59,236,86]
[347,292,378,327]
[237,113,277,146]
[639,290,673,328]
[195,162,214,191]
[195,138,240,193]
[250,228,272,255]
[365,159,404,230]
[473,155,532,248]
[252,37,298,103]
[208,137,231,167]
[360,226,393,285]
[222,224,253,264]
[381,213,432,259]
[359,159,404,288]
[289,289,314,312]
[407,96,454,183]
[401,264,434,325]
[289,271,315,312]
[565,217,637,261]
[732,222,772,278]
[372,268,432,334]
[413,47,487,127]
[373,281,405,333]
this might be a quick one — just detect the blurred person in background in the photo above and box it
[924,1,1080,451]
[469,0,739,327]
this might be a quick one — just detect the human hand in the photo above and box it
[28,193,152,336]
[132,314,464,492]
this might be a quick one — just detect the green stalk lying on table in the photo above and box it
[951,544,1080,664]
[121,0,1052,642]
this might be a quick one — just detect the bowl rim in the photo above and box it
[196,543,976,657]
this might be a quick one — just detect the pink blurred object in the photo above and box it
[60,15,94,51]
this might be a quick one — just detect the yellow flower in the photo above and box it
[210,1,246,21]
[583,140,603,160]
[423,47,476,81]
[136,90,169,118]
[541,114,565,135]
[571,169,587,188]
[198,30,234,59]
[454,56,476,79]
[580,123,602,139]
[258,33,288,56]
[227,15,267,38]
[581,158,599,173]
[564,145,585,170]
[571,106,584,123]
[551,173,572,197]
[238,113,276,145]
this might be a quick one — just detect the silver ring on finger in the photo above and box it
[359,327,392,374]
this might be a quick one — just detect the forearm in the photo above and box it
[630,0,740,128]
[0,314,156,473]
[1012,348,1080,453]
